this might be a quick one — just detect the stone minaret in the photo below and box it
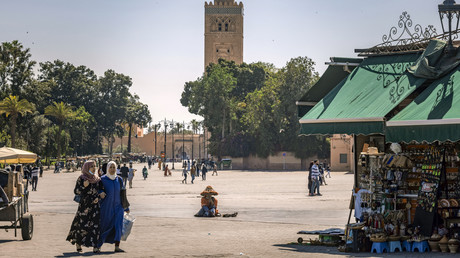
[204,0,244,69]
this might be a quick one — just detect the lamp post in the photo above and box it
[164,118,168,164]
[154,123,161,157]
[171,120,175,169]
[439,0,460,55]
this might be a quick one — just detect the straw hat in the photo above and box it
[201,185,218,196]
[361,147,384,156]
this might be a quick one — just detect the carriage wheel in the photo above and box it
[21,213,33,240]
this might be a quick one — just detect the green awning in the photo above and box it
[300,53,426,135]
[297,57,362,118]
[386,64,460,143]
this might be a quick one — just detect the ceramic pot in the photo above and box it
[448,244,459,253]
[428,240,440,252]
[439,243,449,253]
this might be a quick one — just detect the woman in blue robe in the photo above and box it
[98,161,129,252]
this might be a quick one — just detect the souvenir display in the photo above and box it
[350,142,460,254]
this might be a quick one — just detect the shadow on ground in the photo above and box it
[56,251,114,257]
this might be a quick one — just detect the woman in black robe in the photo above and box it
[66,160,106,253]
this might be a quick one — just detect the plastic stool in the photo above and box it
[388,241,402,252]
[371,242,388,254]
[411,241,429,252]
[402,240,411,251]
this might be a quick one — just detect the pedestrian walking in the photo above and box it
[201,163,207,181]
[54,162,60,173]
[182,167,188,184]
[196,161,200,177]
[310,160,321,196]
[142,166,148,180]
[324,160,331,178]
[190,163,196,184]
[128,163,136,189]
[164,164,171,176]
[39,165,43,177]
[66,160,105,253]
[98,161,129,253]
[212,163,218,176]
[120,163,129,188]
[307,161,313,196]
[31,166,39,191]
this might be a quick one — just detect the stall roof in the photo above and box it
[386,64,460,143]
[296,57,362,118]
[299,53,426,135]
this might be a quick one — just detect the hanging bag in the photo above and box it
[118,177,130,209]
[121,212,135,241]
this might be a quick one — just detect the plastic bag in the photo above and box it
[121,212,135,241]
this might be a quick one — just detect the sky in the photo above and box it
[1,0,442,125]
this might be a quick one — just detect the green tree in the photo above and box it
[96,70,132,154]
[124,95,152,153]
[39,60,97,110]
[0,95,35,147]
[67,106,95,156]
[0,41,36,99]
[45,102,74,161]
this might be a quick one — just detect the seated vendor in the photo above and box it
[195,186,219,217]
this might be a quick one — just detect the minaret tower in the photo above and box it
[204,0,244,69]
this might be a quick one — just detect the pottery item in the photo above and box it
[428,240,440,252]
[448,244,459,253]
[440,243,449,253]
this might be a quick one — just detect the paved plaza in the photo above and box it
[0,163,454,257]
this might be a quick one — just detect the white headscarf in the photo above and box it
[106,161,118,180]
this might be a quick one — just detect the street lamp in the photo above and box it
[154,123,161,157]
[170,120,175,169]
[439,0,460,55]
[163,118,168,164]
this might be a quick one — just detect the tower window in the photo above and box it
[227,49,230,53]
[218,23,222,31]
[216,49,219,52]
[225,23,229,31]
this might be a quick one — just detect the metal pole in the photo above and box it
[204,127,206,161]
[182,121,185,160]
[154,125,157,157]
[164,118,167,163]
[172,119,175,169]
[192,124,194,160]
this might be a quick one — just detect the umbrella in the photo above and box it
[0,147,37,164]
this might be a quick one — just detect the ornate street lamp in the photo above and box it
[439,0,460,54]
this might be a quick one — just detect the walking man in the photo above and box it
[128,163,136,188]
[310,160,321,196]
[190,163,196,184]
[120,163,129,188]
[31,166,39,191]
[212,163,218,176]
[182,166,188,184]
[201,163,207,181]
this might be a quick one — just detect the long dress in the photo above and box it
[66,176,103,247]
[98,175,125,247]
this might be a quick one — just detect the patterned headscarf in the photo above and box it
[80,160,100,184]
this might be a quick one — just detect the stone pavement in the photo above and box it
[0,163,455,257]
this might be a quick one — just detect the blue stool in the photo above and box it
[371,242,388,254]
[411,241,429,252]
[402,240,411,251]
[388,241,402,252]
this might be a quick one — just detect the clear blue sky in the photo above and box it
[1,0,440,124]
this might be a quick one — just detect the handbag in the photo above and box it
[73,194,81,203]
[118,178,130,209]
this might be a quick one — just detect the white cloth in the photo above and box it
[106,161,117,180]
[353,189,371,219]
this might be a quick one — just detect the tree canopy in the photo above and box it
[0,41,151,160]
[181,58,329,159]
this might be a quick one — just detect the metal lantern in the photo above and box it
[439,0,460,54]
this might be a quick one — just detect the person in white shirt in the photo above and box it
[310,160,321,196]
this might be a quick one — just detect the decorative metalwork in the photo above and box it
[356,12,459,56]
[368,60,414,103]
[430,76,454,117]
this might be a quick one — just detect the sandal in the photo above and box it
[114,246,125,252]
[93,247,100,253]
[76,244,82,253]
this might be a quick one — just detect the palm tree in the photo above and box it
[0,95,35,147]
[45,102,74,161]
[190,119,199,160]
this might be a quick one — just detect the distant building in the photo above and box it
[204,0,244,69]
